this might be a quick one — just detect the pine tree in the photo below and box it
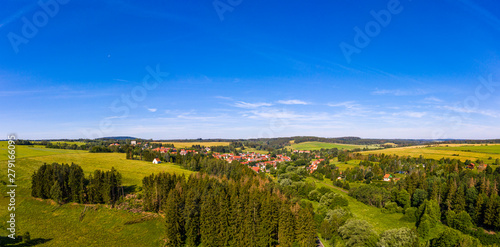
[453,185,466,212]
[184,190,200,247]
[218,189,230,246]
[278,202,295,247]
[483,195,496,227]
[473,193,486,224]
[165,189,185,247]
[295,207,316,247]
[200,193,218,247]
[50,180,63,204]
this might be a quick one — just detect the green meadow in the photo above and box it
[305,177,448,245]
[0,142,192,246]
[305,177,415,234]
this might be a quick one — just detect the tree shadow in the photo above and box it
[0,236,52,246]
[123,185,137,195]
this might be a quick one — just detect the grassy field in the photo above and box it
[305,177,448,244]
[239,147,269,154]
[151,141,231,149]
[330,158,363,170]
[289,141,376,151]
[0,142,193,246]
[51,141,87,146]
[0,142,86,161]
[360,144,500,163]
[305,177,414,234]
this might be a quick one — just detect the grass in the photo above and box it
[305,177,414,234]
[360,144,500,163]
[51,141,87,146]
[289,141,378,151]
[151,141,231,149]
[0,142,86,161]
[0,142,193,246]
[331,159,363,170]
[239,147,269,154]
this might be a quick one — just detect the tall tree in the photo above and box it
[164,189,185,247]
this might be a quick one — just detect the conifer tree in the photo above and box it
[278,202,295,247]
[165,189,185,247]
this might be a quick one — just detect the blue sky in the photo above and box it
[1,0,500,140]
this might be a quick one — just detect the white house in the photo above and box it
[152,158,161,164]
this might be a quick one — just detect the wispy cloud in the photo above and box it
[147,108,157,112]
[327,101,359,109]
[423,96,443,103]
[393,111,427,118]
[246,109,303,119]
[234,101,273,109]
[441,105,500,118]
[215,96,233,100]
[372,89,427,96]
[277,99,309,105]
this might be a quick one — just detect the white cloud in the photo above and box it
[327,101,359,109]
[441,105,499,118]
[277,99,309,105]
[424,96,443,103]
[393,111,427,118]
[234,101,273,109]
[372,89,427,96]
[147,108,157,112]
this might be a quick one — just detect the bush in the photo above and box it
[377,227,418,247]
[349,185,391,208]
[319,192,348,209]
[308,190,321,202]
[317,186,332,195]
[382,202,403,214]
[430,228,480,247]
[339,219,378,247]
[402,207,417,222]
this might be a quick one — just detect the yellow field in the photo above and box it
[151,141,231,149]
[360,143,500,162]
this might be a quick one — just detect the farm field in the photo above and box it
[51,141,87,146]
[0,142,86,161]
[151,141,231,149]
[0,142,192,246]
[289,141,378,151]
[360,144,500,163]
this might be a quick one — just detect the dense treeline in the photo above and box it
[142,172,316,247]
[342,154,500,245]
[31,163,123,204]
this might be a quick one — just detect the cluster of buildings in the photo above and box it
[213,152,292,173]
[151,147,201,156]
[466,163,488,170]
[307,159,324,173]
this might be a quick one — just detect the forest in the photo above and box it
[31,163,123,204]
